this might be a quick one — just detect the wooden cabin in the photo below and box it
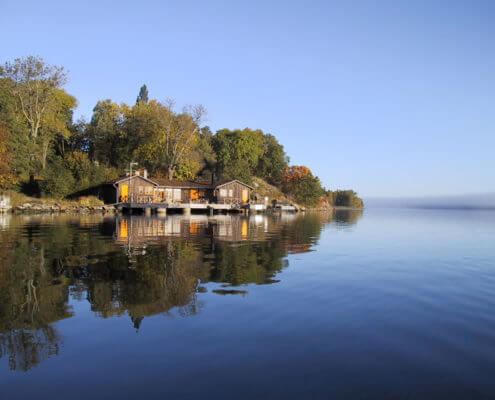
[94,173,254,206]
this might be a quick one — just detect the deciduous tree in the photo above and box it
[212,128,265,183]
[0,56,67,139]
[282,165,324,206]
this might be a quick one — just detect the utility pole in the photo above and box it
[128,161,138,202]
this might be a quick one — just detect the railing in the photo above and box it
[120,194,248,205]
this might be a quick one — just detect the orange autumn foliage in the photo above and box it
[0,123,16,188]
[282,165,313,184]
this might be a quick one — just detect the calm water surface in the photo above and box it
[1,209,494,399]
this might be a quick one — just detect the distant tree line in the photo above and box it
[0,56,363,207]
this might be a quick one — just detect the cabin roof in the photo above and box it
[214,179,254,190]
[108,175,158,185]
[108,176,253,190]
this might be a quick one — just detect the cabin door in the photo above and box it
[242,189,249,203]
[121,184,129,202]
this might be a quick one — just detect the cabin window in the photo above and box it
[190,189,199,200]
[173,189,181,201]
[228,189,233,197]
[145,186,153,195]
[138,186,144,194]
[220,189,227,197]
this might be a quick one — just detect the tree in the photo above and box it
[0,124,16,188]
[327,190,364,208]
[86,100,127,167]
[131,100,206,180]
[0,56,67,139]
[282,166,325,206]
[256,134,289,185]
[136,84,149,104]
[0,78,38,181]
[39,89,77,169]
[212,128,265,183]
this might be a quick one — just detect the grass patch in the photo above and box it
[0,190,104,208]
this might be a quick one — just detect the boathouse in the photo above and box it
[100,171,253,207]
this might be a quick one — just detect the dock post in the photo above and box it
[208,206,214,216]
[157,207,167,216]
[145,207,152,216]
[183,207,191,216]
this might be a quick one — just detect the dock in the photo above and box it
[116,202,267,215]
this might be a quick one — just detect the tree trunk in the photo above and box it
[41,140,49,170]
[168,167,175,180]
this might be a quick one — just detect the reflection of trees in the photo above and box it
[207,240,287,286]
[0,228,72,371]
[67,240,205,324]
[0,211,363,370]
[333,209,363,225]
[279,213,323,254]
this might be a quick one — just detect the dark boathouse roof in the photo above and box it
[109,175,254,190]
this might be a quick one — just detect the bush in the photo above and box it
[76,196,104,206]
[39,159,75,199]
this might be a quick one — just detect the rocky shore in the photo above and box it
[10,202,117,214]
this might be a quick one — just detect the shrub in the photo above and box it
[39,159,75,199]
[76,196,103,206]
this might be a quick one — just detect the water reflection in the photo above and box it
[0,210,362,371]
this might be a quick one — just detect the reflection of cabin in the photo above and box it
[115,215,252,245]
[107,174,253,206]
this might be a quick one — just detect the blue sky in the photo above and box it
[1,0,493,197]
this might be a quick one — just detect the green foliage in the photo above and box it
[281,166,325,206]
[136,84,149,104]
[65,151,118,192]
[86,99,127,168]
[256,134,289,185]
[36,151,117,198]
[211,128,288,186]
[326,190,364,208]
[286,174,325,206]
[39,158,75,198]
[0,124,16,188]
[212,128,265,184]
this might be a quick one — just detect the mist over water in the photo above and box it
[365,192,495,210]
[1,209,494,399]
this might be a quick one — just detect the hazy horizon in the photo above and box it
[364,192,495,209]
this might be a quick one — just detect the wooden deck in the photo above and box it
[117,202,249,209]
[116,202,266,215]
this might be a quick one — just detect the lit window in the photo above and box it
[228,189,233,197]
[220,189,227,197]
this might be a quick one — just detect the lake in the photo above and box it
[1,209,494,399]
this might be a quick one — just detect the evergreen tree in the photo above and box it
[136,84,149,104]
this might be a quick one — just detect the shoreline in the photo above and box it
[1,205,364,215]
